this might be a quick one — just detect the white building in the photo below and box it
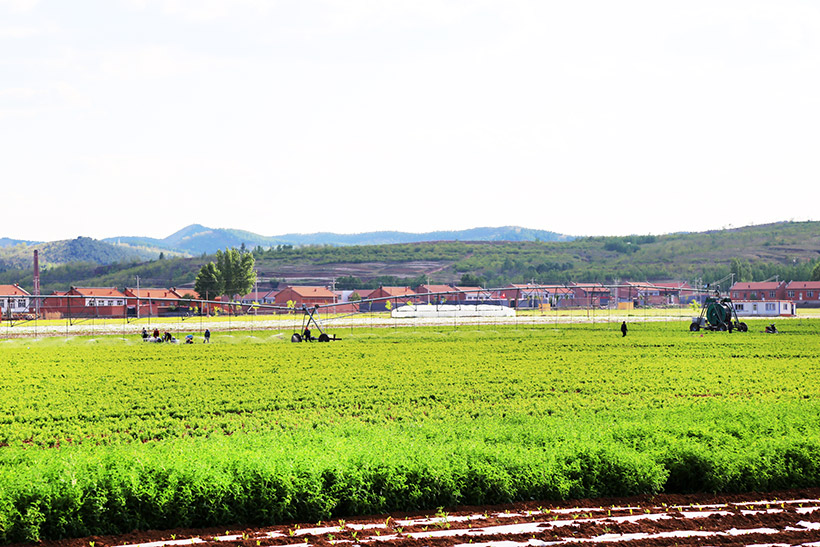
[733,300,796,317]
[0,284,31,316]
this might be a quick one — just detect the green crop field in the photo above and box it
[1,320,819,542]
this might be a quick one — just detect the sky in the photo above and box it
[2,0,819,242]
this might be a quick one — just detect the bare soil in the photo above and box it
[15,488,820,547]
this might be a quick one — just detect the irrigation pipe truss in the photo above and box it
[0,282,737,339]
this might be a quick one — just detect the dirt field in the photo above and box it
[16,489,820,547]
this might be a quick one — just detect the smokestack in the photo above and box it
[33,250,40,316]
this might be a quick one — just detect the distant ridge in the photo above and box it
[0,237,155,270]
[0,237,37,248]
[105,225,575,255]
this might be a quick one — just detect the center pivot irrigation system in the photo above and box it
[290,305,338,342]
[1,281,762,340]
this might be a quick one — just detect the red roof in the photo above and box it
[374,286,416,297]
[123,288,180,300]
[572,283,610,294]
[786,281,820,290]
[0,284,30,296]
[286,286,336,298]
[70,287,126,298]
[416,284,454,294]
[730,282,783,291]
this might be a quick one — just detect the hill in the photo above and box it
[0,237,158,271]
[3,220,818,295]
[0,237,37,248]
[105,225,574,255]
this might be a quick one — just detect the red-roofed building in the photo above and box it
[0,284,31,317]
[360,286,417,311]
[44,287,127,318]
[730,281,787,301]
[785,281,820,306]
[123,287,183,317]
[332,289,372,313]
[569,283,611,307]
[171,289,224,315]
[368,286,417,303]
[350,288,374,301]
[274,286,337,310]
[615,281,695,307]
[41,291,68,319]
[504,284,550,308]
[652,281,696,305]
[238,290,278,313]
[453,286,492,302]
[414,284,456,304]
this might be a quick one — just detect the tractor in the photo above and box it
[690,292,747,332]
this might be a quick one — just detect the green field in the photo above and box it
[1,320,819,542]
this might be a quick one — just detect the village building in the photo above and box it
[171,289,224,316]
[346,288,374,301]
[733,300,796,317]
[274,286,337,310]
[652,281,696,306]
[730,281,787,301]
[332,289,373,313]
[452,286,492,303]
[503,284,550,308]
[569,283,611,308]
[239,290,279,313]
[240,290,278,305]
[414,284,456,304]
[0,284,31,318]
[123,287,183,317]
[361,286,417,311]
[614,281,694,307]
[784,281,820,307]
[43,287,127,318]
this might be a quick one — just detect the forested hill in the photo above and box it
[104,225,574,255]
[2,221,819,294]
[0,237,156,271]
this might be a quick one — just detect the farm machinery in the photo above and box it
[690,291,747,332]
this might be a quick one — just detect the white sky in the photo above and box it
[2,0,819,241]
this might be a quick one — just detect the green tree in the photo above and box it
[194,262,222,301]
[215,248,257,298]
[460,273,484,286]
[812,262,820,281]
[730,258,752,282]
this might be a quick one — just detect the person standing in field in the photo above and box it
[204,328,211,343]
[621,321,628,337]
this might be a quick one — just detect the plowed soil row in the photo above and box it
[17,488,820,547]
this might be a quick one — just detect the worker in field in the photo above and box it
[621,321,628,337]
[204,328,211,343]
